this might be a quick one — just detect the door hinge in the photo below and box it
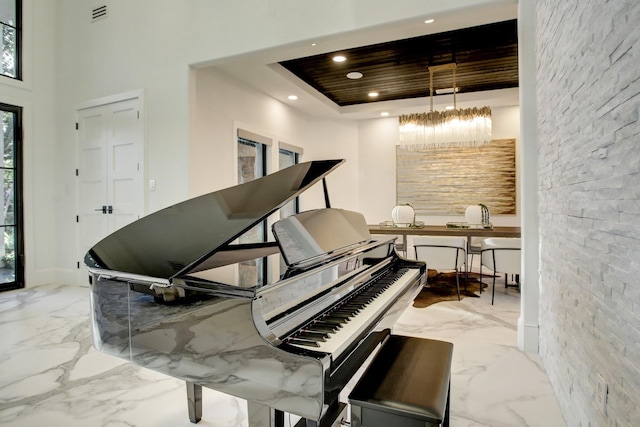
[75,122,79,130]
[76,169,79,176]
[77,261,80,269]
[76,215,79,222]
[137,110,140,119]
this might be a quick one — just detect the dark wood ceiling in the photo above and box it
[280,19,518,107]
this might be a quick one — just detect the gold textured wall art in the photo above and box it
[396,139,516,215]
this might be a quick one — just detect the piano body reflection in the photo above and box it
[85,159,425,426]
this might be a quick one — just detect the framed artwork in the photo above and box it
[396,139,516,215]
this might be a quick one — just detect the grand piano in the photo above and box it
[85,159,425,427]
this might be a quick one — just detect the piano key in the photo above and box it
[297,332,328,342]
[306,325,340,333]
[288,338,321,347]
[326,312,353,319]
[316,318,347,326]
[287,268,420,359]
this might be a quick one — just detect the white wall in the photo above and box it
[537,1,640,424]
[358,105,521,225]
[191,67,360,212]
[0,0,59,286]
[50,0,507,286]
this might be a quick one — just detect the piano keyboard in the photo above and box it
[284,267,419,359]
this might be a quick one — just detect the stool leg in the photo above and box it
[443,380,450,427]
[186,382,202,423]
[492,274,496,305]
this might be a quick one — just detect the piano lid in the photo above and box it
[84,159,345,280]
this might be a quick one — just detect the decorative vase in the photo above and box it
[392,204,415,226]
[480,204,491,226]
[465,204,491,227]
[465,205,482,225]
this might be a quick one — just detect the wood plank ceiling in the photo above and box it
[279,19,518,107]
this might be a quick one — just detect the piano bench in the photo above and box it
[348,335,453,427]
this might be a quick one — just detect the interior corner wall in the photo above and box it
[191,67,360,213]
[537,1,640,425]
[358,105,521,226]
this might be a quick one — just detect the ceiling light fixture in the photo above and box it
[435,87,459,95]
[380,112,389,117]
[424,19,435,24]
[399,63,492,150]
[368,92,379,97]
[346,71,363,79]
[288,95,298,100]
[332,55,346,62]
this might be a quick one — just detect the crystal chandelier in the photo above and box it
[399,63,492,150]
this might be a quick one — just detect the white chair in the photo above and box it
[413,236,467,301]
[480,237,521,304]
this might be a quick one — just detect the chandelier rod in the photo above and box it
[428,63,458,112]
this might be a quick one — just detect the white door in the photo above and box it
[77,96,144,282]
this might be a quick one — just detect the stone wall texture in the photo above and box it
[537,1,640,425]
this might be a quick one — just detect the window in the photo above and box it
[278,146,301,218]
[0,0,20,80]
[0,103,23,291]
[237,136,268,287]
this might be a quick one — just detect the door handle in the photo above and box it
[94,206,107,214]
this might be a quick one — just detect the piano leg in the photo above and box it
[247,401,285,427]
[186,382,202,423]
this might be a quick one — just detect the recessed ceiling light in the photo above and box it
[288,95,298,100]
[311,43,317,47]
[380,112,389,117]
[346,71,363,79]
[333,55,346,63]
[368,92,379,98]
[425,19,435,24]
[445,105,454,110]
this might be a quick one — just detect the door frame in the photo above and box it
[75,89,145,286]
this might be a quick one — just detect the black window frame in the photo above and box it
[0,102,24,291]
[237,137,269,287]
[0,0,21,81]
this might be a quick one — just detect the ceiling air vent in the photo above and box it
[91,5,108,22]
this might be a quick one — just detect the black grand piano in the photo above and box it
[85,159,425,427]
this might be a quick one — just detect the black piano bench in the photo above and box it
[348,335,453,427]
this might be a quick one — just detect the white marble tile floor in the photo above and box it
[0,277,565,427]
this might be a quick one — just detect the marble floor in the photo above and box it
[0,277,566,427]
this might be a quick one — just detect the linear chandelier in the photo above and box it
[399,63,492,151]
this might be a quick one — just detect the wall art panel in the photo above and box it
[396,139,516,215]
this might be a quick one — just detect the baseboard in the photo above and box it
[518,316,539,353]
[25,267,59,287]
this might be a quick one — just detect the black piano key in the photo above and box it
[297,332,328,342]
[334,310,359,317]
[317,318,346,326]
[289,338,321,347]
[324,316,350,324]
[327,312,352,319]
[307,324,340,333]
